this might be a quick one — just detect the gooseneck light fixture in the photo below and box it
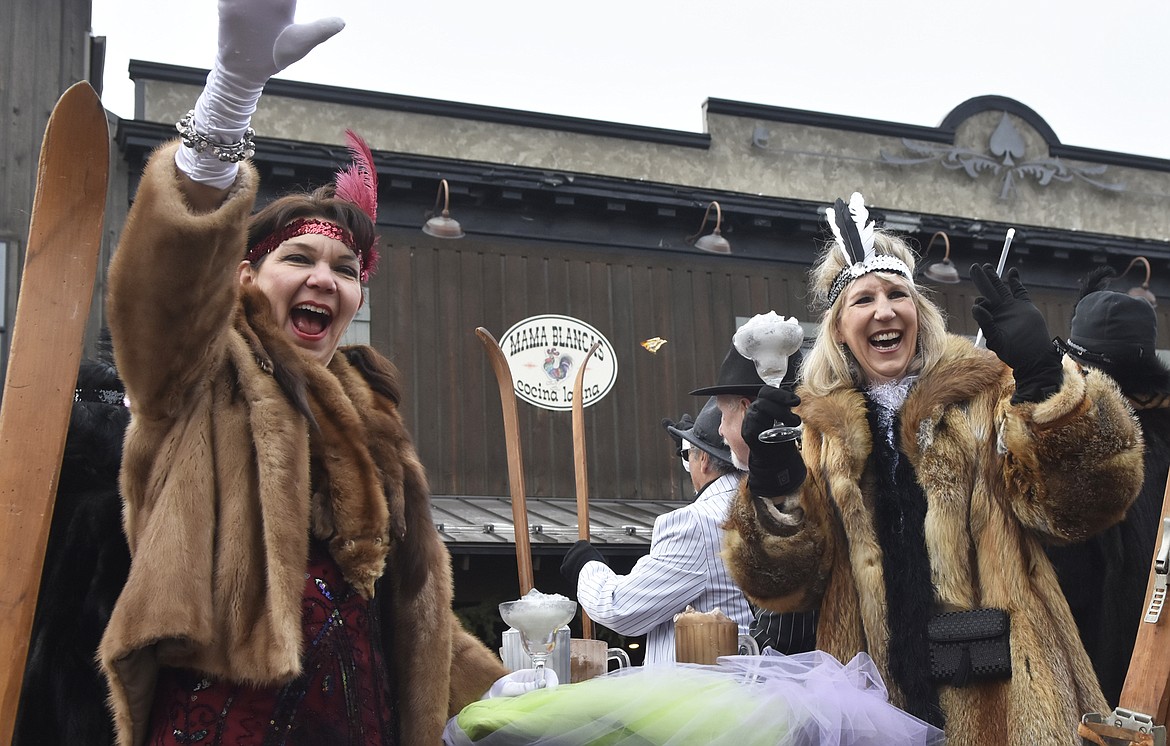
[1122,256,1157,307]
[422,179,465,239]
[921,231,960,284]
[686,201,731,254]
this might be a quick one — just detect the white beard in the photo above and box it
[731,450,747,471]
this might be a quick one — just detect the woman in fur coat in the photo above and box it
[722,194,1144,745]
[98,2,506,744]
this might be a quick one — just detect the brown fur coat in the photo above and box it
[725,335,1144,746]
[99,142,504,746]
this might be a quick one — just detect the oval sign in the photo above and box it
[500,315,618,412]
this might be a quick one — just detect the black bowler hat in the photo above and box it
[664,397,733,464]
[1062,290,1157,363]
[689,344,802,397]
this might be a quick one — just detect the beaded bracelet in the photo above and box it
[175,109,256,163]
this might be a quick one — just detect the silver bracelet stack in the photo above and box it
[175,109,256,163]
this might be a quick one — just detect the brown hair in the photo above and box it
[246,184,378,268]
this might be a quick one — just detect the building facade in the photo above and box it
[8,42,1170,656]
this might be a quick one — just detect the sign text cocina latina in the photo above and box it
[500,315,618,412]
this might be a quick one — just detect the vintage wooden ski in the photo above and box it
[0,81,109,742]
[476,327,535,595]
[1080,475,1170,745]
[572,340,601,639]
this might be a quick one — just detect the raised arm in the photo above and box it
[108,0,344,415]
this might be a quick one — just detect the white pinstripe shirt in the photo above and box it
[576,472,752,665]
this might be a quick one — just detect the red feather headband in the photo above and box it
[249,130,381,282]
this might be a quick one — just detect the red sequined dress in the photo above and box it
[147,540,396,745]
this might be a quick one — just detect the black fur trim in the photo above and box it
[866,401,945,729]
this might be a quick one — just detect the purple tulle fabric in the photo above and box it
[444,649,944,745]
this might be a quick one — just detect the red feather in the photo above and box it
[334,129,378,222]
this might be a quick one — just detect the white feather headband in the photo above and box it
[824,192,912,305]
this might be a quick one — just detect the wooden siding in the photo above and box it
[369,229,809,504]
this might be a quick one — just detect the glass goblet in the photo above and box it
[756,372,802,444]
[499,595,577,688]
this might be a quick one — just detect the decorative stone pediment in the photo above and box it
[882,111,1124,201]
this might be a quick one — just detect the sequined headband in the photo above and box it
[245,131,382,282]
[826,254,914,306]
[74,386,128,406]
[247,218,371,279]
[822,192,913,306]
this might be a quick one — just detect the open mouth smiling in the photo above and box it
[870,330,902,350]
[290,302,333,338]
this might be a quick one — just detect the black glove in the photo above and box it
[560,540,606,596]
[742,385,807,498]
[970,264,1063,404]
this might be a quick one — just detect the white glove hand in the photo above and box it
[216,0,345,86]
[486,668,560,698]
[176,0,344,188]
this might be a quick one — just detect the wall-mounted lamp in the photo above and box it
[686,201,730,254]
[1122,256,1157,307]
[422,179,465,239]
[920,231,961,284]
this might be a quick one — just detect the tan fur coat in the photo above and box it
[725,336,1144,746]
[100,142,504,746]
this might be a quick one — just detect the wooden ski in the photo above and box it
[0,82,109,743]
[1080,476,1170,745]
[572,340,601,639]
[476,327,535,595]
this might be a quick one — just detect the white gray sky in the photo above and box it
[93,0,1170,160]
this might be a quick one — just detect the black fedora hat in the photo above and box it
[664,398,733,464]
[690,343,802,397]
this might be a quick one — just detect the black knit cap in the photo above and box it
[664,397,733,464]
[1065,290,1157,361]
[689,343,802,397]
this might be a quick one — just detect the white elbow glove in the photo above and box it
[176,0,344,188]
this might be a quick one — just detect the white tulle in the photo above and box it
[444,650,944,745]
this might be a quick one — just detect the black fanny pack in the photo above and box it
[927,608,1011,687]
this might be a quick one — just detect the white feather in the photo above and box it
[847,192,876,260]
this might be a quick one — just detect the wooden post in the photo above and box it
[476,327,534,595]
[572,341,601,639]
[0,82,108,744]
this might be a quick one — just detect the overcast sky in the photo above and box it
[92,0,1170,161]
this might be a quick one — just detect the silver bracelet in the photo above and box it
[175,109,256,163]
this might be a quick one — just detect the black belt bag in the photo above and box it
[927,608,1011,687]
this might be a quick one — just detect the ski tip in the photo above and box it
[46,81,109,142]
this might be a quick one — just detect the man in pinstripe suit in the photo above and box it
[560,398,753,664]
[695,343,818,656]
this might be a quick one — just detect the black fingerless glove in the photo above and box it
[742,385,807,497]
[970,264,1063,404]
[560,539,606,597]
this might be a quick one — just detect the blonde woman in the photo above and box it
[723,194,1143,745]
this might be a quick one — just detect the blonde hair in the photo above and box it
[801,230,949,397]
